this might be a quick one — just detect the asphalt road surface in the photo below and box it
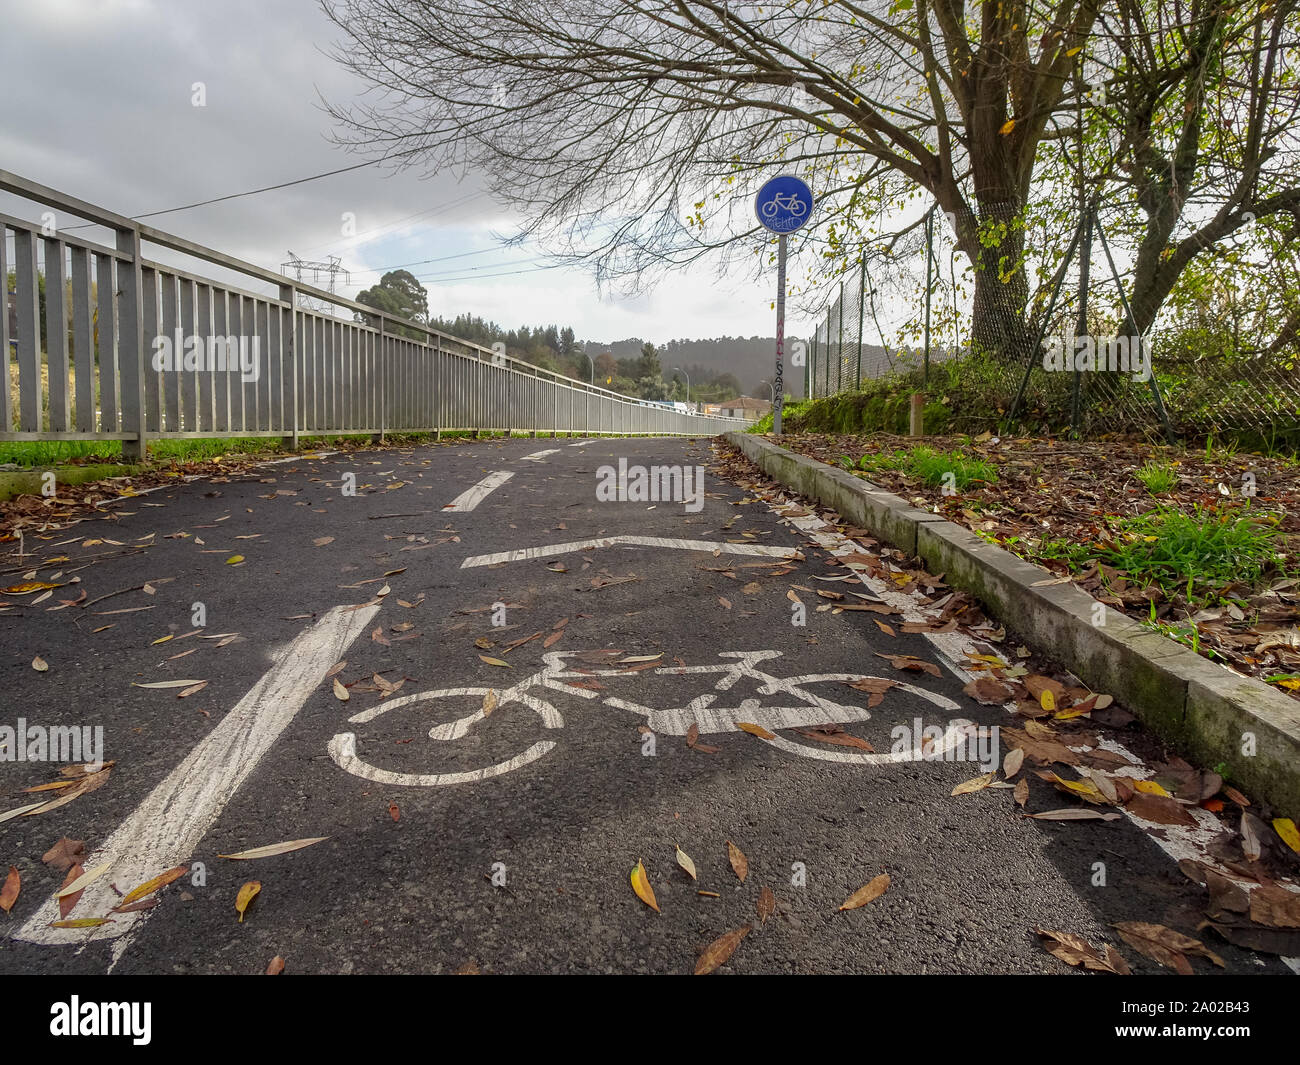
[0,435,1294,975]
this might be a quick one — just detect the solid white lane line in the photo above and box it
[460,535,803,568]
[520,449,560,462]
[442,470,514,512]
[16,603,381,959]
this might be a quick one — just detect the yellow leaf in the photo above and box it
[952,771,996,795]
[999,118,1016,135]
[481,689,498,717]
[631,859,660,912]
[1039,689,1056,712]
[675,846,697,881]
[1273,818,1300,855]
[478,655,511,668]
[121,864,189,905]
[236,880,262,922]
[1133,779,1171,797]
[839,873,890,910]
[3,581,58,594]
[1050,774,1109,804]
[736,721,776,740]
[49,917,114,928]
[151,635,174,645]
[1065,46,1082,56]
[225,555,244,565]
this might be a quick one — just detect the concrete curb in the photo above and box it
[725,431,1300,819]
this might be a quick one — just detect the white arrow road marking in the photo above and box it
[16,603,380,964]
[520,449,560,462]
[460,535,803,568]
[442,470,514,512]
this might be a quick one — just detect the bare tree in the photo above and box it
[321,0,1114,361]
[320,0,1300,369]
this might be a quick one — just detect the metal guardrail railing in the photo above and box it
[0,170,745,456]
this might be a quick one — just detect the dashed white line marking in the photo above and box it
[460,535,803,568]
[520,449,560,462]
[442,470,514,512]
[568,440,597,447]
[15,603,381,962]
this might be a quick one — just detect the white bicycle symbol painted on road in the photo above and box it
[329,651,971,787]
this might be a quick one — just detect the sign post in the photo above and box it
[754,175,814,436]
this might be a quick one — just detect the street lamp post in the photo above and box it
[672,366,690,408]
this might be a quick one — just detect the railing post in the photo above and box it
[373,316,385,444]
[279,283,299,450]
[117,225,148,463]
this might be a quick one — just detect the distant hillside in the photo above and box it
[587,336,809,398]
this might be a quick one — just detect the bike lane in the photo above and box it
[1,436,1292,974]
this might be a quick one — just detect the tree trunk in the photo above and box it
[968,198,1035,366]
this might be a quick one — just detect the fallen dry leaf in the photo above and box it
[120,864,189,906]
[1035,928,1131,974]
[58,863,84,919]
[217,837,329,860]
[952,771,996,796]
[964,677,1012,705]
[1274,818,1300,855]
[1113,921,1224,974]
[757,885,776,925]
[694,925,751,975]
[727,841,748,883]
[0,866,19,914]
[236,881,262,923]
[631,859,660,913]
[41,837,85,874]
[839,873,890,910]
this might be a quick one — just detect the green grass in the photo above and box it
[747,400,811,434]
[849,445,998,491]
[1135,460,1178,495]
[1030,504,1282,605]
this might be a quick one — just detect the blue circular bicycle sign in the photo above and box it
[754,175,814,234]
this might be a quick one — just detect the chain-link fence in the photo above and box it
[804,208,1300,450]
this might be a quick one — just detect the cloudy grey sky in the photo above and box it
[0,0,817,346]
